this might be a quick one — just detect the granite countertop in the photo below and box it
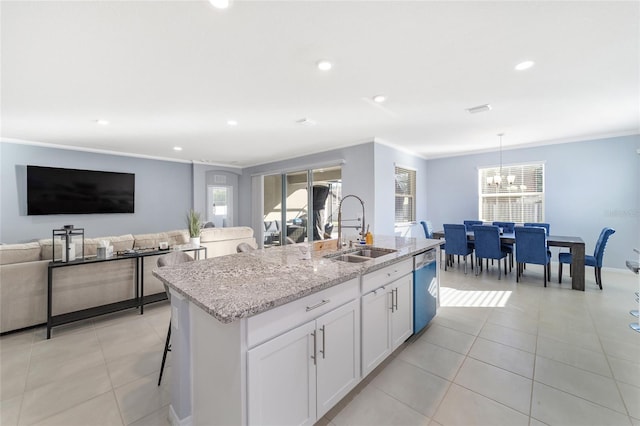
[152,235,442,324]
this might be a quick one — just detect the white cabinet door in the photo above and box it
[247,320,317,426]
[316,299,360,418]
[361,287,391,376]
[390,274,413,350]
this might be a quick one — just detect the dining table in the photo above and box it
[432,230,586,291]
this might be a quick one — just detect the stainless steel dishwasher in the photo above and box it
[413,248,437,334]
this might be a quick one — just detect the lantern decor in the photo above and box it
[52,225,85,263]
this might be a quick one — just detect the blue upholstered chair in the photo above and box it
[515,226,551,287]
[421,220,445,267]
[472,225,508,279]
[558,227,615,290]
[443,224,474,273]
[463,220,483,231]
[493,221,515,269]
[524,222,550,235]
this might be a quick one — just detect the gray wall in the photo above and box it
[373,143,429,237]
[239,142,377,239]
[425,134,640,269]
[1,142,193,243]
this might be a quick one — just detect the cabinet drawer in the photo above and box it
[247,278,359,348]
[362,258,413,294]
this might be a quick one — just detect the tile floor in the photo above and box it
[1,262,638,426]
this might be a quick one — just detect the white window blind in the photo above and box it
[478,163,544,223]
[395,166,416,223]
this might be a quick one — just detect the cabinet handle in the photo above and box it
[306,299,330,312]
[311,331,317,365]
[320,325,326,359]
[393,288,398,311]
[389,291,394,312]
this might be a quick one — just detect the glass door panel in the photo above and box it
[263,174,283,246]
[284,171,309,243]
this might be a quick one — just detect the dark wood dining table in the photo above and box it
[432,230,586,291]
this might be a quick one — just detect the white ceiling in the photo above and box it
[1,1,638,167]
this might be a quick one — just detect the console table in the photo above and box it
[47,246,206,338]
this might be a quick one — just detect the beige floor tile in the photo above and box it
[486,309,539,335]
[534,356,626,414]
[0,347,30,400]
[0,330,34,355]
[106,343,164,388]
[113,373,170,425]
[433,383,529,426]
[529,418,549,426]
[531,381,631,426]
[96,321,162,363]
[0,394,22,426]
[420,324,476,355]
[19,364,112,426]
[468,337,535,379]
[453,357,532,415]
[537,323,602,353]
[478,322,537,353]
[632,417,640,426]
[397,339,465,381]
[371,358,450,418]
[31,391,123,426]
[536,335,611,377]
[332,386,430,426]
[608,355,640,388]
[128,404,171,426]
[618,382,640,419]
[32,319,95,341]
[430,311,486,336]
[599,335,640,364]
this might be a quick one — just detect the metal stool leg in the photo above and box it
[158,321,171,386]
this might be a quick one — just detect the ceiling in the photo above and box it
[1,1,638,167]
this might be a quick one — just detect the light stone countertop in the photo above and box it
[152,235,442,323]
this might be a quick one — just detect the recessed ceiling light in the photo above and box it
[227,120,238,126]
[466,104,492,114]
[296,118,316,126]
[173,146,183,151]
[208,0,230,9]
[317,60,332,71]
[95,119,110,125]
[515,60,535,71]
[372,95,386,103]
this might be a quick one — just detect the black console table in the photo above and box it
[47,246,206,339]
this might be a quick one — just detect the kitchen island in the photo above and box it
[153,235,441,426]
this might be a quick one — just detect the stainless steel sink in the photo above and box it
[326,247,397,262]
[333,254,371,263]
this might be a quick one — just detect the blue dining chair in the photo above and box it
[493,221,515,269]
[472,225,508,279]
[524,222,550,235]
[443,224,474,273]
[420,220,445,266]
[558,227,615,290]
[515,226,551,287]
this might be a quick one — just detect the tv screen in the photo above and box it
[27,166,135,215]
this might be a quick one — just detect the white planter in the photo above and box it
[190,237,201,248]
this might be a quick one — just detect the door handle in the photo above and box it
[320,325,326,359]
[393,288,398,311]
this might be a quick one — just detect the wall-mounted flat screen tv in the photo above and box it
[27,166,135,215]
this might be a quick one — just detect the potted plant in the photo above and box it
[187,209,202,247]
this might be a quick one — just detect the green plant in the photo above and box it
[187,209,202,237]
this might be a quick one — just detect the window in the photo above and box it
[478,163,544,223]
[395,166,416,223]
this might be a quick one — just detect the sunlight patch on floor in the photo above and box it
[440,286,512,307]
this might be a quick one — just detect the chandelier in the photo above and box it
[486,133,515,186]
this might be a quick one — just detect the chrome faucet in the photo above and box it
[337,194,365,248]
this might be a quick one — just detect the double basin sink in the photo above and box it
[325,247,398,263]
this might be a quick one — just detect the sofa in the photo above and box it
[0,226,257,334]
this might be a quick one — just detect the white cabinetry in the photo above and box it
[361,260,413,376]
[247,285,360,426]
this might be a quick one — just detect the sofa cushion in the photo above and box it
[133,232,168,249]
[200,226,254,243]
[39,234,135,260]
[108,234,135,253]
[0,242,42,265]
[166,229,189,246]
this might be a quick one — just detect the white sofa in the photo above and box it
[0,226,257,334]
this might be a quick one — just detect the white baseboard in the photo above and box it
[169,405,192,426]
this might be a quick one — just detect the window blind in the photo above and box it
[395,166,416,223]
[478,163,544,223]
